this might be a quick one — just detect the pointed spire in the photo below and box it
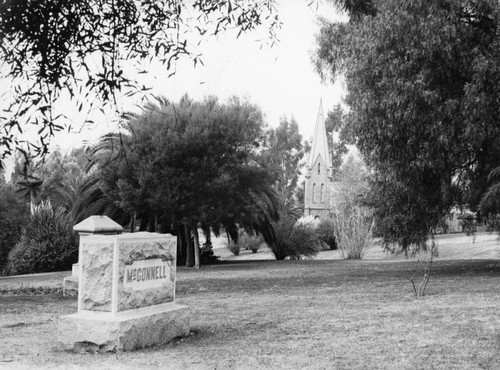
[308,99,332,169]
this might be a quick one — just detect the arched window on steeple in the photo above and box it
[318,163,321,174]
[312,183,316,203]
[320,183,324,202]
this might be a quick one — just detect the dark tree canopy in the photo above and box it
[315,0,500,252]
[0,0,280,164]
[93,95,279,239]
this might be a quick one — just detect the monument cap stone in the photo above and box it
[73,215,123,235]
[63,215,124,296]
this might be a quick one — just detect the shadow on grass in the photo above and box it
[178,259,500,294]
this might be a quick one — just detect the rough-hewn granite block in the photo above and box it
[62,275,78,297]
[58,304,190,352]
[79,241,114,312]
[117,235,177,312]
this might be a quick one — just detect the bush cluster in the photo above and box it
[485,214,500,232]
[315,218,337,250]
[200,241,220,265]
[267,219,320,260]
[226,241,240,256]
[6,201,78,275]
[0,182,29,275]
[332,206,373,259]
[238,232,263,253]
[0,219,24,275]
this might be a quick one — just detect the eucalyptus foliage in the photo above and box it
[324,104,349,174]
[315,0,500,253]
[0,0,279,163]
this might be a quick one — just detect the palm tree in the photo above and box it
[71,173,128,224]
[16,174,43,214]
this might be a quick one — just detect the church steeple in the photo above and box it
[304,99,332,219]
[308,99,332,171]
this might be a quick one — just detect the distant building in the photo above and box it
[435,206,475,234]
[304,100,333,219]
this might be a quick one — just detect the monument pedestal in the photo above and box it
[62,275,79,297]
[58,232,189,352]
[58,303,190,352]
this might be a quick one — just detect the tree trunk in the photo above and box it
[202,224,212,247]
[130,212,137,233]
[176,224,186,266]
[226,223,239,244]
[139,217,149,231]
[147,217,155,232]
[185,223,194,267]
[30,190,35,215]
[193,227,200,269]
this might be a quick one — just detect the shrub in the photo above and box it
[485,213,500,232]
[0,219,24,275]
[226,241,240,256]
[332,206,373,259]
[267,218,320,260]
[238,232,263,253]
[200,242,220,265]
[330,156,373,259]
[6,201,78,275]
[315,218,337,250]
[0,183,29,275]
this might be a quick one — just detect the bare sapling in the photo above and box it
[410,238,438,297]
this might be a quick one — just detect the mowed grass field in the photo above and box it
[1,233,499,369]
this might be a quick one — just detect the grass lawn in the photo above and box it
[1,236,500,369]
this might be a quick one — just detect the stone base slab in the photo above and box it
[62,275,79,297]
[72,263,79,277]
[58,304,190,352]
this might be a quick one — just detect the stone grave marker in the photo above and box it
[58,232,190,352]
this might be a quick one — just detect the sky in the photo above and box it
[50,0,347,150]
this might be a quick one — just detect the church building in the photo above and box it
[304,100,333,219]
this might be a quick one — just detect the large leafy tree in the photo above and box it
[261,117,306,204]
[324,104,349,173]
[93,95,279,267]
[0,0,280,165]
[315,0,500,253]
